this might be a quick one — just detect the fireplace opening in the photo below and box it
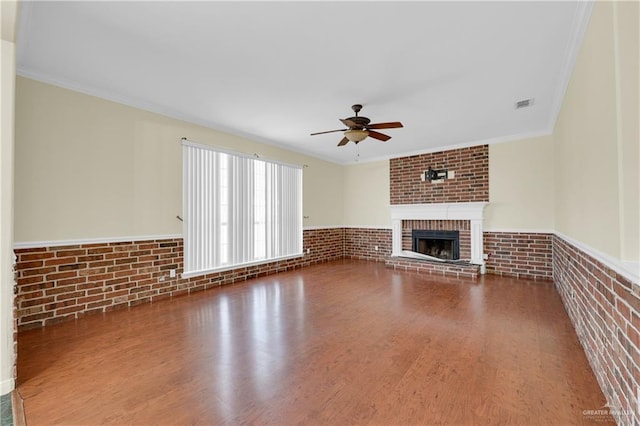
[412,230,460,260]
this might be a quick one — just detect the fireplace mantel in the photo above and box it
[390,202,488,272]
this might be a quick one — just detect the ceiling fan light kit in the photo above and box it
[344,129,369,142]
[310,104,403,147]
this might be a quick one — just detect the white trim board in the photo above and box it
[484,228,555,234]
[302,225,345,231]
[342,225,393,230]
[555,231,639,285]
[13,234,182,250]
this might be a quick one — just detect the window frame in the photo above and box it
[181,140,303,278]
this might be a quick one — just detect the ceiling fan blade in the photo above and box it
[367,122,404,130]
[340,118,358,128]
[310,129,347,136]
[368,131,391,142]
[337,137,350,146]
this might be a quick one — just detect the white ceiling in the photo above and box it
[16,1,592,164]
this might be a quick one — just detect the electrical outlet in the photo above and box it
[169,269,176,278]
[306,248,310,254]
[374,246,379,251]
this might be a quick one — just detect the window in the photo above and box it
[182,140,302,277]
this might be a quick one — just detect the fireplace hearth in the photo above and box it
[412,230,460,260]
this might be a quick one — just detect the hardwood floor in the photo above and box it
[17,259,613,425]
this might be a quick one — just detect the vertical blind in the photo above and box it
[182,140,303,277]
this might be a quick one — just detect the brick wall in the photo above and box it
[15,227,604,333]
[402,220,471,260]
[15,228,344,331]
[484,232,553,280]
[302,228,345,264]
[344,228,392,262]
[553,235,639,425]
[389,145,489,204]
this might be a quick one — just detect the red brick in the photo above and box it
[46,271,78,281]
[17,276,45,286]
[44,256,78,267]
[56,291,85,301]
[55,249,86,257]
[45,286,78,296]
[56,305,86,316]
[79,267,107,276]
[104,289,128,299]
[78,295,105,304]
[20,296,55,308]
[21,290,44,299]
[87,273,113,282]
[22,267,56,277]
[88,260,115,268]
[19,252,55,261]
[86,247,114,254]
[20,312,54,323]
[58,276,87,286]
[104,252,130,260]
[87,300,113,309]
[17,260,44,270]
[19,282,53,292]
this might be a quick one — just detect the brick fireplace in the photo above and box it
[390,202,487,272]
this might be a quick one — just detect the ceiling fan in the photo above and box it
[310,104,403,146]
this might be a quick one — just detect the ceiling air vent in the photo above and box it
[515,98,534,109]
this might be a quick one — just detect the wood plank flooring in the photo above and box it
[17,259,614,425]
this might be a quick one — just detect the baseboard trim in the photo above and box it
[11,390,25,426]
[0,378,14,395]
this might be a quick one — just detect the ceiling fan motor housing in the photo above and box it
[346,116,371,128]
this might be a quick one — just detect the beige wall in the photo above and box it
[553,1,639,263]
[1,0,17,395]
[14,77,344,243]
[343,159,391,228]
[615,1,639,263]
[485,136,554,231]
